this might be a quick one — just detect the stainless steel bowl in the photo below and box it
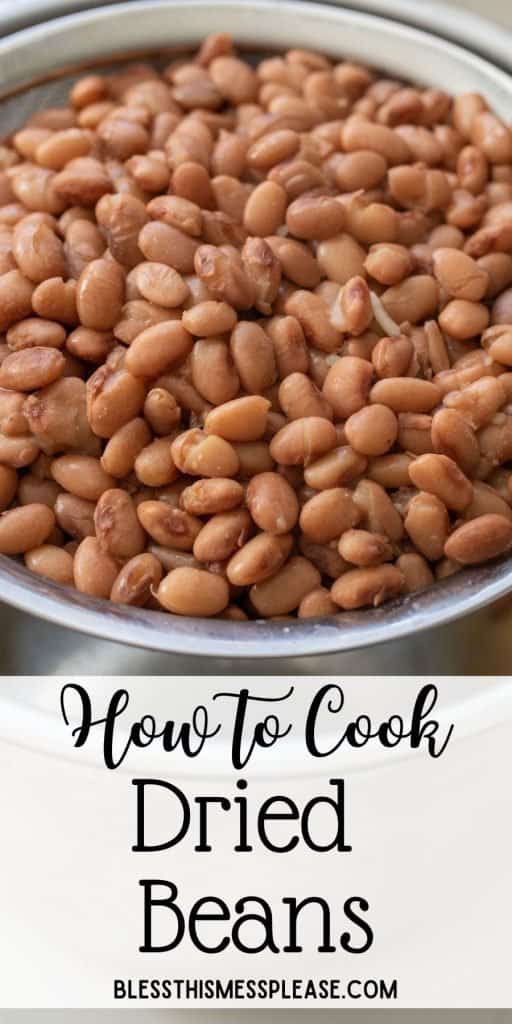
[1,0,511,658]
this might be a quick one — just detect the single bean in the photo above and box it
[12,218,66,283]
[134,437,178,487]
[397,552,434,592]
[73,536,119,598]
[342,116,411,165]
[137,500,201,551]
[181,478,243,516]
[370,377,441,413]
[240,236,281,316]
[297,587,338,618]
[322,357,374,419]
[345,404,398,456]
[230,321,277,393]
[172,428,239,477]
[432,247,489,300]
[0,502,54,553]
[409,453,473,511]
[0,270,34,331]
[246,471,299,534]
[125,321,193,379]
[76,258,125,330]
[438,299,489,340]
[0,347,65,391]
[367,453,412,488]
[110,552,163,606]
[190,338,240,406]
[404,491,450,560]
[51,454,114,500]
[182,301,236,337]
[243,181,287,236]
[266,235,321,288]
[353,478,403,541]
[338,528,393,567]
[250,555,321,616]
[278,372,332,422]
[381,275,439,324]
[371,334,413,378]
[87,365,145,438]
[317,233,366,285]
[143,389,181,436]
[24,543,74,584]
[193,508,252,563]
[431,407,480,475]
[286,194,345,241]
[270,416,337,465]
[94,488,146,559]
[100,417,151,478]
[304,446,367,489]
[364,243,413,286]
[300,487,360,543]
[204,396,270,442]
[445,513,512,563]
[157,566,229,616]
[331,563,404,609]
[6,317,66,352]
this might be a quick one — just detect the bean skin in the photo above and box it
[246,472,299,534]
[404,492,450,561]
[300,487,360,543]
[227,533,292,586]
[73,536,119,598]
[331,564,404,609]
[249,556,321,616]
[157,566,229,616]
[408,453,473,512]
[110,552,163,606]
[94,488,146,559]
[24,543,74,584]
[137,500,202,550]
[0,503,55,553]
[269,417,337,465]
[444,513,512,564]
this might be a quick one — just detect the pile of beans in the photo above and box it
[1,36,512,620]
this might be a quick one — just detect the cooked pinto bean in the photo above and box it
[445,513,512,563]
[246,472,299,534]
[94,488,146,559]
[110,552,163,606]
[331,564,404,609]
[157,566,229,616]
[408,453,473,511]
